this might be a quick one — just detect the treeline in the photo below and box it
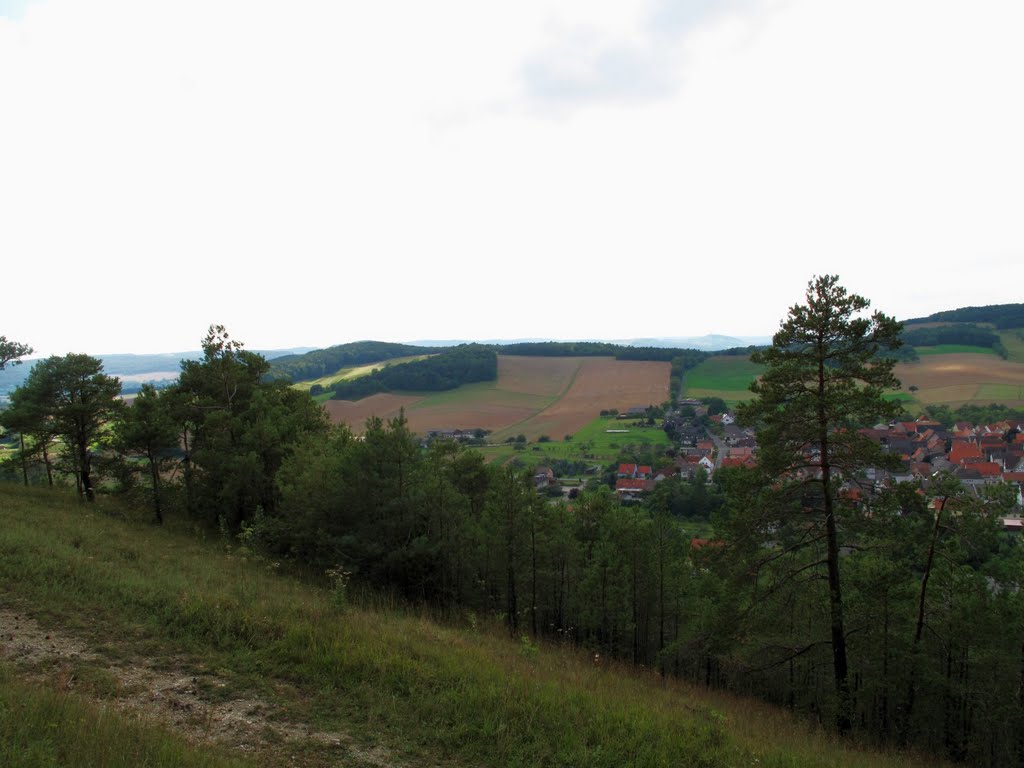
[924,402,1024,429]
[269,341,443,382]
[906,302,1024,329]
[902,323,1007,356]
[1,326,327,526]
[330,345,497,401]
[496,340,707,366]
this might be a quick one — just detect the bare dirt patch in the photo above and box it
[0,606,398,767]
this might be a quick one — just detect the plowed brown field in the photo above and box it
[323,355,670,437]
[505,357,670,440]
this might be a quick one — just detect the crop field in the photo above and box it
[683,355,763,404]
[324,355,670,439]
[998,329,1024,363]
[914,345,996,356]
[894,353,1024,407]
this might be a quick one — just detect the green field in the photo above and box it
[683,356,763,404]
[882,392,915,402]
[976,383,1024,401]
[998,329,1024,363]
[482,416,671,466]
[913,345,996,356]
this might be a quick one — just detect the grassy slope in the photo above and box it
[0,485,944,768]
[0,664,252,768]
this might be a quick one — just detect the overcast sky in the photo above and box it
[2,0,1022,357]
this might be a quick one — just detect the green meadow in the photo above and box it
[913,344,997,356]
[997,329,1024,363]
[683,356,763,404]
[482,416,671,466]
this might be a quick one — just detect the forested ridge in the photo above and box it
[4,284,1024,766]
[905,302,1024,329]
[329,344,497,400]
[268,340,443,382]
[902,323,1002,347]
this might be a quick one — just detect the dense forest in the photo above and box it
[269,340,443,382]
[3,285,1024,766]
[905,302,1024,329]
[901,323,1008,357]
[329,344,497,400]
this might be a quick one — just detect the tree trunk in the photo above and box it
[820,400,852,734]
[148,450,163,525]
[18,433,28,486]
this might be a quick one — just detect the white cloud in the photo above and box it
[1,0,1021,355]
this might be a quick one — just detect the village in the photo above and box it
[596,399,1024,530]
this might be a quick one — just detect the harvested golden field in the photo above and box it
[324,355,670,438]
[895,354,1024,406]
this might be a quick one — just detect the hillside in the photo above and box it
[0,485,942,768]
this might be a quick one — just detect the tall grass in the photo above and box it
[0,485,944,767]
[0,664,251,768]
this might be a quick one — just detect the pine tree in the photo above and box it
[735,275,903,734]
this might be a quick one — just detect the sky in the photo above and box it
[1,0,1022,357]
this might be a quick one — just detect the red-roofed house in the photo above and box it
[950,441,983,466]
[617,463,652,479]
[615,477,650,499]
[973,462,1003,479]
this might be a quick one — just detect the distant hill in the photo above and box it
[268,341,447,383]
[409,335,772,351]
[904,302,1024,329]
[0,347,313,400]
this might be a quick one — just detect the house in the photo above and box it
[950,440,984,466]
[533,466,556,490]
[721,455,756,469]
[615,477,650,500]
[1001,518,1024,533]
[617,463,652,479]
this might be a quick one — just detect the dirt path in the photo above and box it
[0,606,399,767]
